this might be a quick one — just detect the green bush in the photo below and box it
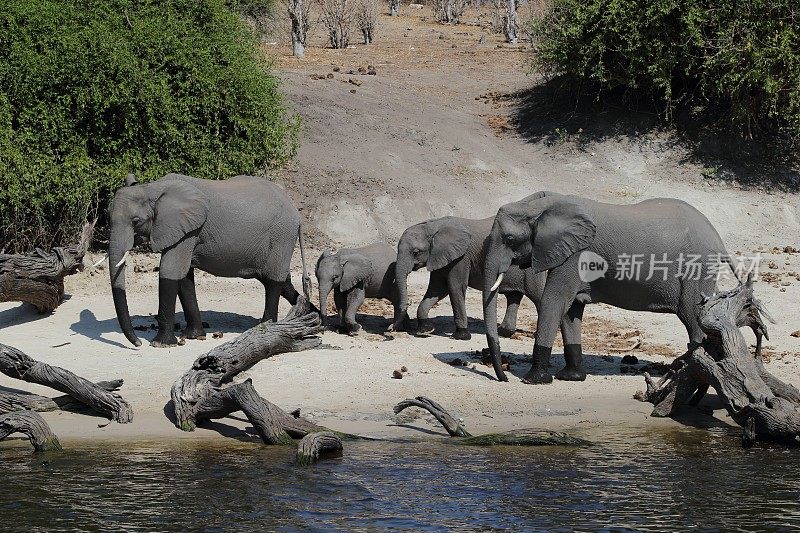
[530,0,800,139]
[0,0,298,252]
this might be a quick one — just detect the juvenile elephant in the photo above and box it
[107,173,307,347]
[315,243,410,334]
[391,216,546,340]
[483,191,736,384]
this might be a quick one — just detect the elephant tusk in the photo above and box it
[91,254,108,269]
[490,273,504,292]
[115,251,130,268]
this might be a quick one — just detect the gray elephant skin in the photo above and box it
[392,215,547,340]
[108,173,305,348]
[483,191,735,384]
[315,243,410,334]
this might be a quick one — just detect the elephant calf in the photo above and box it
[391,215,547,340]
[316,243,410,334]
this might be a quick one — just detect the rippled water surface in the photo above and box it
[2,427,799,531]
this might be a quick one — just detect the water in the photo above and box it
[2,426,799,532]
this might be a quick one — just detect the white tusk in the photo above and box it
[91,254,108,269]
[115,250,130,268]
[490,273,504,292]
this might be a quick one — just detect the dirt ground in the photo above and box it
[1,10,799,443]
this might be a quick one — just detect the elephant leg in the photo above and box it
[152,239,194,347]
[391,301,412,332]
[556,301,587,381]
[261,279,284,323]
[523,263,582,385]
[178,268,206,340]
[416,271,449,335]
[446,269,471,340]
[333,289,347,332]
[343,287,366,335]
[677,282,706,349]
[498,291,523,338]
[281,274,301,305]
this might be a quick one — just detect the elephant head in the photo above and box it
[315,251,372,325]
[393,218,471,328]
[483,192,596,381]
[108,175,210,346]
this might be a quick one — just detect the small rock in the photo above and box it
[791,330,800,338]
[392,369,403,379]
[358,66,367,73]
[153,266,159,272]
[333,66,340,72]
[212,332,224,339]
[350,89,356,94]
[785,246,798,254]
[621,354,639,365]
[326,73,334,79]
[401,365,408,372]
[349,78,362,86]
[177,337,186,346]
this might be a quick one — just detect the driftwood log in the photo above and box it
[171,297,347,464]
[636,277,800,447]
[0,343,133,423]
[0,410,62,452]
[394,396,590,446]
[0,380,124,415]
[0,221,94,312]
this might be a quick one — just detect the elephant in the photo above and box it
[315,243,410,334]
[107,173,307,348]
[483,191,736,384]
[391,215,548,340]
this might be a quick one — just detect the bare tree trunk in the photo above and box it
[389,0,399,16]
[288,0,308,57]
[503,0,518,43]
[636,277,800,446]
[394,396,590,445]
[0,380,124,415]
[0,343,133,423]
[296,431,343,465]
[0,410,62,452]
[0,221,94,312]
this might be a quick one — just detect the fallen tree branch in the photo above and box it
[394,396,590,446]
[0,410,62,452]
[0,343,133,423]
[0,380,124,415]
[636,277,800,446]
[295,432,343,465]
[0,221,94,312]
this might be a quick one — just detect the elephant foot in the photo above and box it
[498,325,515,338]
[151,331,179,348]
[452,328,471,341]
[557,344,586,381]
[416,320,435,336]
[343,323,361,336]
[522,345,553,384]
[555,366,587,381]
[183,324,207,341]
[521,369,553,384]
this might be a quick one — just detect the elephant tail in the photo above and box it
[298,225,312,300]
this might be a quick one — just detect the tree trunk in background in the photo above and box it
[288,0,308,58]
[503,0,518,43]
[389,0,399,16]
[0,221,93,313]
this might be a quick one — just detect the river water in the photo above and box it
[2,426,799,532]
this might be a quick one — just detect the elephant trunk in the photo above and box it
[318,282,332,327]
[109,224,141,347]
[483,239,514,382]
[393,256,413,329]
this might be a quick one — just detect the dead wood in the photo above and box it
[0,380,124,415]
[394,396,590,446]
[0,410,62,452]
[295,431,344,465]
[0,343,133,423]
[636,277,800,446]
[0,221,94,312]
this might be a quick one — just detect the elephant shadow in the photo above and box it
[0,297,73,329]
[434,349,675,380]
[321,311,394,336]
[70,309,261,348]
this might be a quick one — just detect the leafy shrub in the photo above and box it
[530,0,800,140]
[0,0,298,252]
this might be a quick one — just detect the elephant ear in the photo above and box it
[340,254,372,292]
[530,201,596,273]
[151,180,210,252]
[427,223,472,271]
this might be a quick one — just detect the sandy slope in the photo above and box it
[2,11,799,443]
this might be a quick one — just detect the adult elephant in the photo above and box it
[483,191,736,384]
[390,216,546,340]
[107,173,307,348]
